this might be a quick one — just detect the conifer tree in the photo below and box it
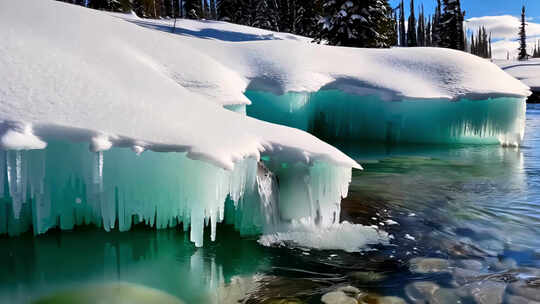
[417,5,425,46]
[316,0,396,48]
[426,18,432,46]
[185,0,201,19]
[431,0,442,46]
[399,0,407,46]
[407,0,417,46]
[440,0,465,50]
[518,5,528,61]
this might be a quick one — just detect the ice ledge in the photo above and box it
[0,141,354,248]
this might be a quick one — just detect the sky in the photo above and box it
[388,0,540,19]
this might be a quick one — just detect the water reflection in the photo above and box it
[0,227,269,303]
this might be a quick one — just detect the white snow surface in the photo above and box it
[0,1,530,169]
[0,0,358,170]
[496,59,540,90]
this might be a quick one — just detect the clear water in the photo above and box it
[1,105,539,303]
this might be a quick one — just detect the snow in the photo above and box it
[0,0,361,247]
[496,59,540,90]
[0,0,358,171]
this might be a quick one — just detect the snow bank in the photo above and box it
[0,0,361,246]
[497,59,540,90]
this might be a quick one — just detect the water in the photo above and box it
[1,105,540,303]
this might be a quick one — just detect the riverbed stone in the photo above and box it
[377,296,407,304]
[505,294,540,304]
[452,267,483,285]
[409,257,451,274]
[455,259,484,271]
[347,271,387,282]
[405,281,440,303]
[429,288,461,304]
[321,291,357,304]
[508,279,540,301]
[468,281,506,304]
[488,258,518,271]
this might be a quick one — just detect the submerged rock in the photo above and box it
[321,291,357,304]
[455,259,484,271]
[505,294,540,304]
[347,271,387,283]
[409,257,451,274]
[429,288,461,304]
[468,281,506,304]
[508,279,540,301]
[405,281,440,303]
[32,282,185,304]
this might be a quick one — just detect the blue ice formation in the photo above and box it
[245,90,527,146]
[0,142,351,247]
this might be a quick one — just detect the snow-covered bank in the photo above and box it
[496,59,540,103]
[115,8,530,145]
[0,0,361,246]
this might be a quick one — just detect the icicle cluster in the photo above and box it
[0,141,352,247]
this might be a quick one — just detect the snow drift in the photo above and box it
[0,0,361,247]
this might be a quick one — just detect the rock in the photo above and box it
[265,298,304,304]
[337,285,361,296]
[377,296,407,304]
[505,294,540,304]
[347,271,387,282]
[409,258,451,274]
[358,293,406,304]
[452,267,483,285]
[488,258,518,271]
[455,259,484,271]
[32,282,185,304]
[321,291,357,304]
[508,279,540,301]
[405,281,440,304]
[429,288,461,304]
[468,281,506,304]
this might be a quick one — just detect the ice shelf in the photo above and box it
[246,90,528,146]
[0,142,352,247]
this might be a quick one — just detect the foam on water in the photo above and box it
[258,219,390,253]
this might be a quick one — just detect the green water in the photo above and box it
[1,105,539,303]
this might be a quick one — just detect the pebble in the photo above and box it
[455,259,484,271]
[468,281,506,304]
[429,288,461,304]
[409,257,451,274]
[321,291,357,304]
[505,294,540,304]
[347,271,387,283]
[508,279,540,301]
[405,281,440,303]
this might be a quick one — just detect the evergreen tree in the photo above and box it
[440,0,465,50]
[209,0,217,19]
[518,5,528,61]
[417,5,425,46]
[431,0,442,46]
[185,0,201,19]
[426,18,432,46]
[315,0,396,48]
[253,0,279,31]
[399,0,406,46]
[407,0,417,46]
[294,1,324,37]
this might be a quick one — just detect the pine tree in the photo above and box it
[407,0,417,46]
[253,0,279,31]
[185,0,201,19]
[316,0,396,48]
[417,5,425,46]
[209,0,217,19]
[294,1,324,37]
[440,0,465,50]
[431,0,442,46]
[518,5,528,61]
[399,0,406,46]
[426,18,432,46]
